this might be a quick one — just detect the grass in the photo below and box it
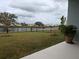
[0,30,64,59]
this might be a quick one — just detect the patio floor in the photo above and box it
[20,41,79,59]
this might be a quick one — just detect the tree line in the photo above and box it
[0,12,55,33]
[0,12,65,33]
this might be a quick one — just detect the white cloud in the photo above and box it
[10,0,57,12]
[6,8,34,17]
[0,0,68,25]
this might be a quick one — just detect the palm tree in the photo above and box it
[59,16,66,32]
[0,12,17,33]
[60,16,66,25]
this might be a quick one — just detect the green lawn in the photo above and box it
[0,30,64,59]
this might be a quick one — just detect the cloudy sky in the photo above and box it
[0,0,68,25]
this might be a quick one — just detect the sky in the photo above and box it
[0,0,68,25]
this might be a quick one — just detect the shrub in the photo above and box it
[63,25,77,36]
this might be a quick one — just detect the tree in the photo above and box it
[59,16,66,32]
[60,16,66,25]
[34,22,44,32]
[21,23,28,26]
[35,21,44,26]
[0,12,17,33]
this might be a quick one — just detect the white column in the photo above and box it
[67,0,79,41]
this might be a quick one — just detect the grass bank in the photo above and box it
[0,30,64,59]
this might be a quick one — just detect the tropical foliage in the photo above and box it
[0,12,17,33]
[59,16,66,32]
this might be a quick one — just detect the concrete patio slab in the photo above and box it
[20,42,79,59]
